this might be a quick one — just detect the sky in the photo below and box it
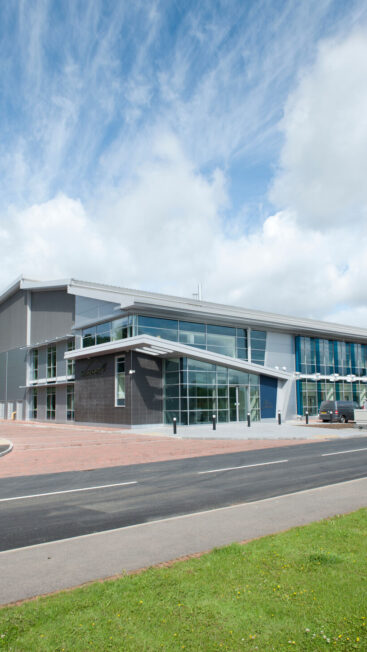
[1,0,367,326]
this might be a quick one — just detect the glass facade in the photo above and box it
[67,384,74,420]
[32,388,38,419]
[82,317,133,348]
[137,316,252,360]
[296,336,367,376]
[81,314,267,365]
[296,336,367,414]
[250,330,267,365]
[31,349,39,380]
[47,345,56,379]
[163,358,260,425]
[67,340,75,376]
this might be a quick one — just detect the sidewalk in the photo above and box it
[1,477,366,605]
[0,419,359,479]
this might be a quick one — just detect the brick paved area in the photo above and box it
[0,421,322,479]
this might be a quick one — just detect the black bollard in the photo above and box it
[247,412,251,427]
[305,411,309,425]
[278,412,281,425]
[212,414,216,430]
[173,417,177,435]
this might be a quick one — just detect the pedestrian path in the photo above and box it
[143,420,358,440]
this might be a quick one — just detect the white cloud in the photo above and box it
[271,31,367,228]
[2,11,367,329]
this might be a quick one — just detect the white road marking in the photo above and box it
[321,447,367,457]
[198,459,288,474]
[0,481,137,503]
[3,477,366,555]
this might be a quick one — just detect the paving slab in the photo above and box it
[0,477,366,605]
[0,420,336,479]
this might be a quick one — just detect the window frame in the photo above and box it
[115,355,126,407]
[47,344,57,379]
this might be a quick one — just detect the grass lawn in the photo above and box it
[0,509,366,651]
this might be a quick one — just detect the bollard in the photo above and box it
[329,410,333,422]
[173,417,177,435]
[247,412,251,427]
[305,411,309,425]
[278,412,281,425]
[212,414,216,430]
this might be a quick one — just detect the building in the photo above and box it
[1,276,367,426]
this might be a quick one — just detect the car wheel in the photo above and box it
[340,415,347,423]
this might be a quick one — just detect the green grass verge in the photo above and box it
[0,509,366,651]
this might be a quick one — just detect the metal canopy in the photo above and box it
[65,334,291,380]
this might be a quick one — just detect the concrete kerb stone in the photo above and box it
[0,439,13,458]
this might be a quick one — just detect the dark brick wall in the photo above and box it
[74,351,163,425]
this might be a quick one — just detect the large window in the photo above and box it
[137,316,250,361]
[32,388,38,419]
[250,330,267,365]
[67,384,74,420]
[163,358,260,425]
[115,357,126,406]
[81,315,267,365]
[296,336,367,377]
[67,340,75,377]
[31,349,39,380]
[82,317,133,348]
[47,345,56,379]
[46,387,56,420]
[297,378,367,415]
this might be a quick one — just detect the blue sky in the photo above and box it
[1,0,367,325]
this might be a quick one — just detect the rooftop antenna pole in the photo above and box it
[192,283,203,301]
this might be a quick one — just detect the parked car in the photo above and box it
[319,400,359,423]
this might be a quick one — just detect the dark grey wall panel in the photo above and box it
[130,353,163,425]
[57,341,67,377]
[31,290,75,345]
[74,352,163,425]
[56,385,67,421]
[0,290,27,353]
[35,387,46,421]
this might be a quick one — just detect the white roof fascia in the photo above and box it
[125,299,367,341]
[67,284,127,306]
[3,275,367,342]
[0,276,71,305]
[64,279,367,341]
[20,279,70,291]
[65,334,290,380]
[0,276,23,304]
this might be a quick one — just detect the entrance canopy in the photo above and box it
[65,334,291,380]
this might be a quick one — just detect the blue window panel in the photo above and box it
[260,376,277,418]
[296,380,303,416]
[295,336,301,373]
[334,341,339,374]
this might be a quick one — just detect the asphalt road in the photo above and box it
[1,436,367,552]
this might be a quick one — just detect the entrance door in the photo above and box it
[229,386,248,421]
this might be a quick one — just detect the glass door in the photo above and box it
[229,386,248,421]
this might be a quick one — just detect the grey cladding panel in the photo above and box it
[31,291,75,344]
[0,291,27,353]
[74,296,120,328]
[6,348,27,401]
[0,348,26,401]
[0,352,6,400]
